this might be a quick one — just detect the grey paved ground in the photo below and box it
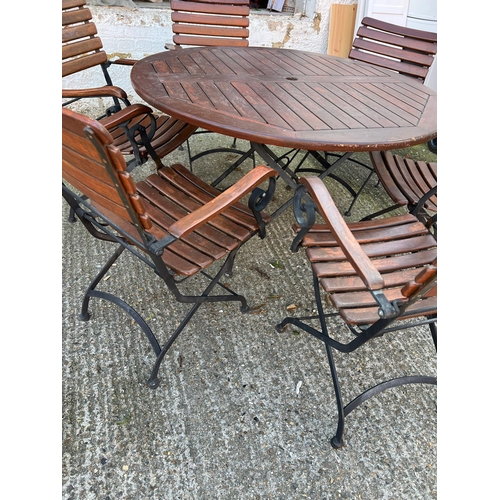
[62,131,437,499]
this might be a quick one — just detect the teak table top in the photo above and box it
[131,46,437,152]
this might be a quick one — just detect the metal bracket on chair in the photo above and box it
[121,114,163,169]
[372,290,399,319]
[249,177,277,238]
[290,185,316,253]
[148,234,178,256]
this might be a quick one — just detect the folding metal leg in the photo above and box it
[147,249,249,389]
[76,242,251,389]
[276,273,437,448]
[78,245,162,357]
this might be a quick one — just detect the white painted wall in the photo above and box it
[63,1,358,109]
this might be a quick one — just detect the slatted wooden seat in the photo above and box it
[63,107,277,388]
[349,16,437,82]
[277,176,436,448]
[62,0,198,170]
[168,0,250,48]
[365,150,437,221]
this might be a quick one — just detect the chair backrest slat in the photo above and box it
[62,108,152,231]
[171,0,250,47]
[63,37,103,61]
[171,12,249,28]
[349,17,437,82]
[63,6,93,26]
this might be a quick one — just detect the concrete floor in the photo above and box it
[62,133,437,499]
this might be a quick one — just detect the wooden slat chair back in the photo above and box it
[62,0,198,170]
[349,16,437,82]
[63,107,277,388]
[365,150,437,222]
[277,177,437,448]
[170,0,250,48]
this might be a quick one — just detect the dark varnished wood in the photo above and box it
[131,46,437,152]
[170,0,250,48]
[63,108,276,277]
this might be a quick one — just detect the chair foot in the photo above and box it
[78,311,91,321]
[241,304,250,313]
[147,376,160,389]
[330,435,344,449]
[275,321,288,333]
[68,208,77,223]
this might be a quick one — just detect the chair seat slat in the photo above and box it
[320,267,422,293]
[306,234,436,262]
[137,182,241,252]
[159,167,261,231]
[143,173,252,242]
[312,248,436,278]
[339,296,437,325]
[301,220,428,247]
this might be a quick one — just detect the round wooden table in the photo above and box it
[131,46,437,152]
[131,46,436,216]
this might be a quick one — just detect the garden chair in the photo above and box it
[165,0,254,184]
[293,16,437,216]
[62,0,198,171]
[62,107,277,388]
[276,176,437,448]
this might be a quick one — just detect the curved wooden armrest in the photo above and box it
[110,58,137,66]
[99,104,155,130]
[299,177,385,290]
[168,165,277,239]
[62,85,128,100]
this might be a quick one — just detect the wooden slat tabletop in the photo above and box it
[131,46,437,152]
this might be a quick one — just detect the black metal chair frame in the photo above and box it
[276,182,437,448]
